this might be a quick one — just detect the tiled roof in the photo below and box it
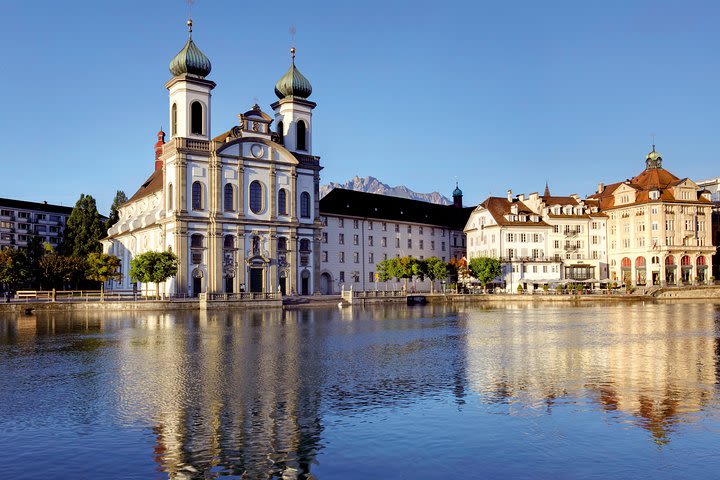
[540,195,580,206]
[127,170,163,204]
[478,197,550,227]
[320,188,473,230]
[0,198,74,215]
[588,167,709,209]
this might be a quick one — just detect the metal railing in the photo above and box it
[206,292,280,301]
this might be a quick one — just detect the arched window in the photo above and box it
[665,255,675,266]
[278,188,288,215]
[167,183,174,211]
[296,120,307,151]
[192,181,203,210]
[190,101,203,135]
[300,191,310,218]
[224,235,234,249]
[299,238,311,252]
[621,257,631,268]
[249,181,263,213]
[171,104,177,136]
[191,234,204,264]
[697,256,707,266]
[277,121,284,144]
[681,255,691,266]
[224,183,235,212]
[635,257,646,268]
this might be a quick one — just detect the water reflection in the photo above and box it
[1,303,720,478]
[464,302,720,443]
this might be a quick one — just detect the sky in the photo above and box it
[1,0,719,214]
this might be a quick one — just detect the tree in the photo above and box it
[85,252,121,301]
[425,257,448,293]
[107,190,128,230]
[468,257,502,292]
[129,251,178,299]
[0,248,28,292]
[24,235,49,288]
[60,194,106,258]
[395,257,415,291]
[377,259,396,286]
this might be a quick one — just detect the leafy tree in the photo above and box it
[395,257,415,291]
[38,253,85,290]
[23,235,49,288]
[377,259,395,283]
[425,257,448,293]
[86,252,121,301]
[60,194,106,258]
[0,247,28,292]
[468,257,502,292]
[129,251,178,299]
[107,190,128,230]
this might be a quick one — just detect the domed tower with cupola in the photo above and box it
[271,47,316,154]
[166,20,215,140]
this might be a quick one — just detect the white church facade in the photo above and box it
[103,21,322,297]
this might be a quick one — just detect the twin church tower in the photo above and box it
[104,20,323,296]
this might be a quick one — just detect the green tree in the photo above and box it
[60,194,106,258]
[0,247,29,292]
[86,252,122,301]
[107,190,128,230]
[395,256,415,291]
[468,257,502,292]
[425,257,448,293]
[129,251,178,299]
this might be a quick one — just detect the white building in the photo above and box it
[103,22,322,297]
[464,186,608,292]
[318,187,473,293]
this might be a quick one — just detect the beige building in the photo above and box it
[588,147,714,286]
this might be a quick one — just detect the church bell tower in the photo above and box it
[271,48,316,153]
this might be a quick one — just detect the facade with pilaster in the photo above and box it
[103,22,322,296]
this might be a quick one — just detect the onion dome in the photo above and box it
[169,20,212,78]
[453,183,463,197]
[274,47,312,99]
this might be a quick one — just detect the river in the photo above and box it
[1,302,719,479]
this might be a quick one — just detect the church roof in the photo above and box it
[320,188,473,230]
[478,197,550,227]
[127,169,163,204]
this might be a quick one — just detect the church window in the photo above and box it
[252,236,261,256]
[192,182,203,210]
[278,237,288,251]
[296,120,307,151]
[167,183,174,211]
[224,235,234,249]
[300,239,311,252]
[171,104,177,136]
[278,188,288,215]
[277,121,284,144]
[190,101,203,135]
[300,192,311,218]
[249,181,263,214]
[224,183,235,212]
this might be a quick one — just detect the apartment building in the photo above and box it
[0,198,73,250]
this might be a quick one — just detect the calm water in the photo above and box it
[1,303,720,479]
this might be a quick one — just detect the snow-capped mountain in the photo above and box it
[320,176,452,205]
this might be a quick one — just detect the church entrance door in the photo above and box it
[249,268,263,293]
[192,277,202,297]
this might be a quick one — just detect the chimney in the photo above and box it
[154,130,166,171]
[507,189,513,202]
[597,182,604,194]
[518,194,526,202]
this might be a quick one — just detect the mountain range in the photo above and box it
[319,176,452,205]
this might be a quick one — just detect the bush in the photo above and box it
[517,284,524,294]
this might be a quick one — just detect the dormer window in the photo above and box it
[650,190,660,200]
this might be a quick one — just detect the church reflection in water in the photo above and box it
[464,302,720,444]
[1,302,719,477]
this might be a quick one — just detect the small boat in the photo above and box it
[407,295,427,306]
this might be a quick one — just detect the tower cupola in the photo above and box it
[274,48,312,99]
[154,129,166,171]
[169,20,212,78]
[646,144,663,170]
[452,182,463,208]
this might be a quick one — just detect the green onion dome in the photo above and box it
[274,48,312,99]
[169,20,211,78]
[453,183,463,196]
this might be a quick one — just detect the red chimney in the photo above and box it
[154,130,166,171]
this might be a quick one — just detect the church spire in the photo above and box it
[543,180,551,197]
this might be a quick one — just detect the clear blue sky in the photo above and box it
[2,1,719,214]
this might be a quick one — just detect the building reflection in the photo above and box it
[464,302,720,443]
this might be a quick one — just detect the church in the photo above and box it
[103,21,322,297]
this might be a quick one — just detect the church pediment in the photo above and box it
[216,137,299,165]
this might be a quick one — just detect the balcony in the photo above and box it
[500,256,561,263]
